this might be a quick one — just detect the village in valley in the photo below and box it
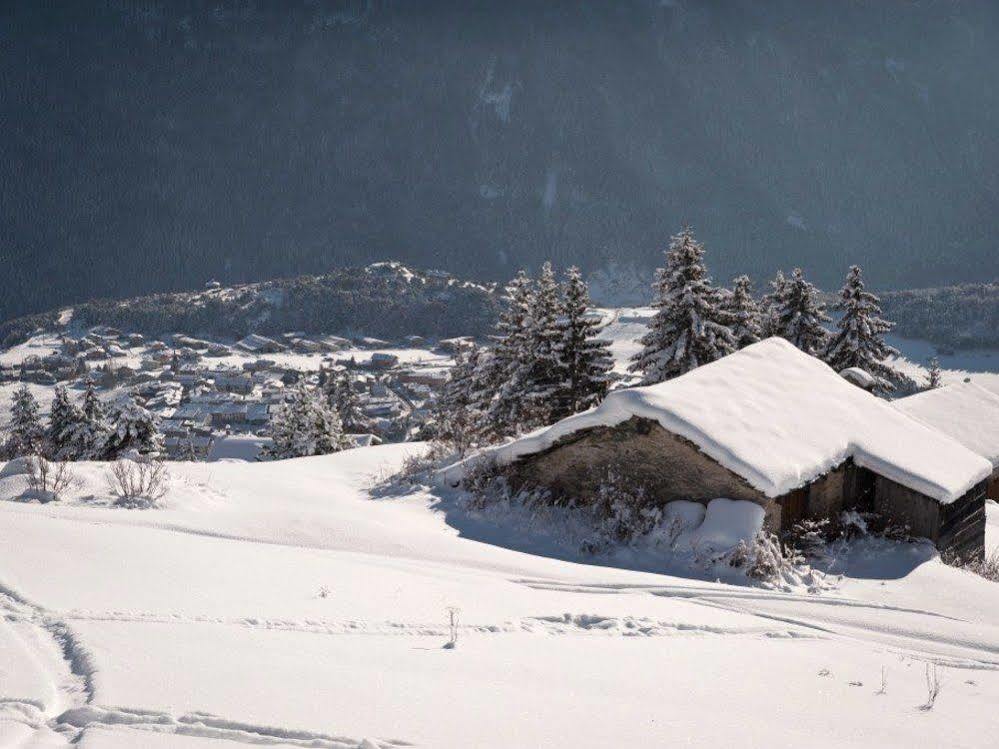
[0,301,463,462]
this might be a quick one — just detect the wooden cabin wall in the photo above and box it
[510,416,773,516]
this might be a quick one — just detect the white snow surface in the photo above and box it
[893,381,999,467]
[447,338,992,503]
[1,447,999,748]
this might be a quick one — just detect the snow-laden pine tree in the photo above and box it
[628,228,736,384]
[824,265,902,395]
[552,266,613,417]
[483,270,535,438]
[725,275,763,349]
[761,270,789,337]
[2,385,45,458]
[100,398,163,459]
[517,261,564,429]
[434,346,482,456]
[323,369,370,433]
[769,268,831,356]
[925,357,943,389]
[266,382,349,459]
[48,385,82,459]
[62,382,110,460]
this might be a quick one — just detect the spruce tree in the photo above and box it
[3,385,45,458]
[484,270,535,438]
[48,385,82,459]
[63,382,110,460]
[101,399,163,459]
[324,369,369,433]
[629,227,736,384]
[761,270,789,337]
[770,268,831,356]
[824,265,901,395]
[266,383,348,459]
[725,275,763,349]
[553,266,613,417]
[517,261,564,429]
[435,346,482,456]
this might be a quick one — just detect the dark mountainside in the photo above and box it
[0,263,500,348]
[4,0,999,322]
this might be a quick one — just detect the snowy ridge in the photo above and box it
[446,338,992,503]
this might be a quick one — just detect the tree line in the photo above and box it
[1,383,162,461]
[436,227,918,456]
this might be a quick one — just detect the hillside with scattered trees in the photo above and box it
[0,263,499,347]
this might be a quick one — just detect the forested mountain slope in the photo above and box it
[4,0,999,319]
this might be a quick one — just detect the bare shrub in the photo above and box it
[458,455,510,509]
[918,663,942,711]
[25,454,74,501]
[397,441,456,484]
[592,469,662,545]
[784,518,833,561]
[443,606,460,650]
[944,548,999,583]
[106,459,169,509]
[729,532,805,586]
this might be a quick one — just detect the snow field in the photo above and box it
[1,446,998,747]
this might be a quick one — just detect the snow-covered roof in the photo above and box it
[207,434,272,462]
[447,338,992,504]
[893,382,999,468]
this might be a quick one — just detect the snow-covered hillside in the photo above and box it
[1,445,999,748]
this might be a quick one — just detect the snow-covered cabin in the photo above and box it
[893,381,999,500]
[446,338,992,559]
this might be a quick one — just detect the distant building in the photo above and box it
[370,352,399,369]
[236,334,286,354]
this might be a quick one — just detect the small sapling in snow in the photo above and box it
[443,606,460,650]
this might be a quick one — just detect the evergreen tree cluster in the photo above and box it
[264,381,350,460]
[629,228,737,384]
[2,382,162,460]
[627,227,909,394]
[436,262,614,451]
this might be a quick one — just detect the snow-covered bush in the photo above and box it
[591,469,662,545]
[106,459,169,509]
[726,532,806,588]
[24,454,74,502]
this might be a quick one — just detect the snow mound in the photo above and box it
[0,457,33,478]
[893,381,999,467]
[446,338,992,503]
[688,498,765,552]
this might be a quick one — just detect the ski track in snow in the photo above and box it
[1,580,405,748]
[31,606,813,641]
[513,578,999,670]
